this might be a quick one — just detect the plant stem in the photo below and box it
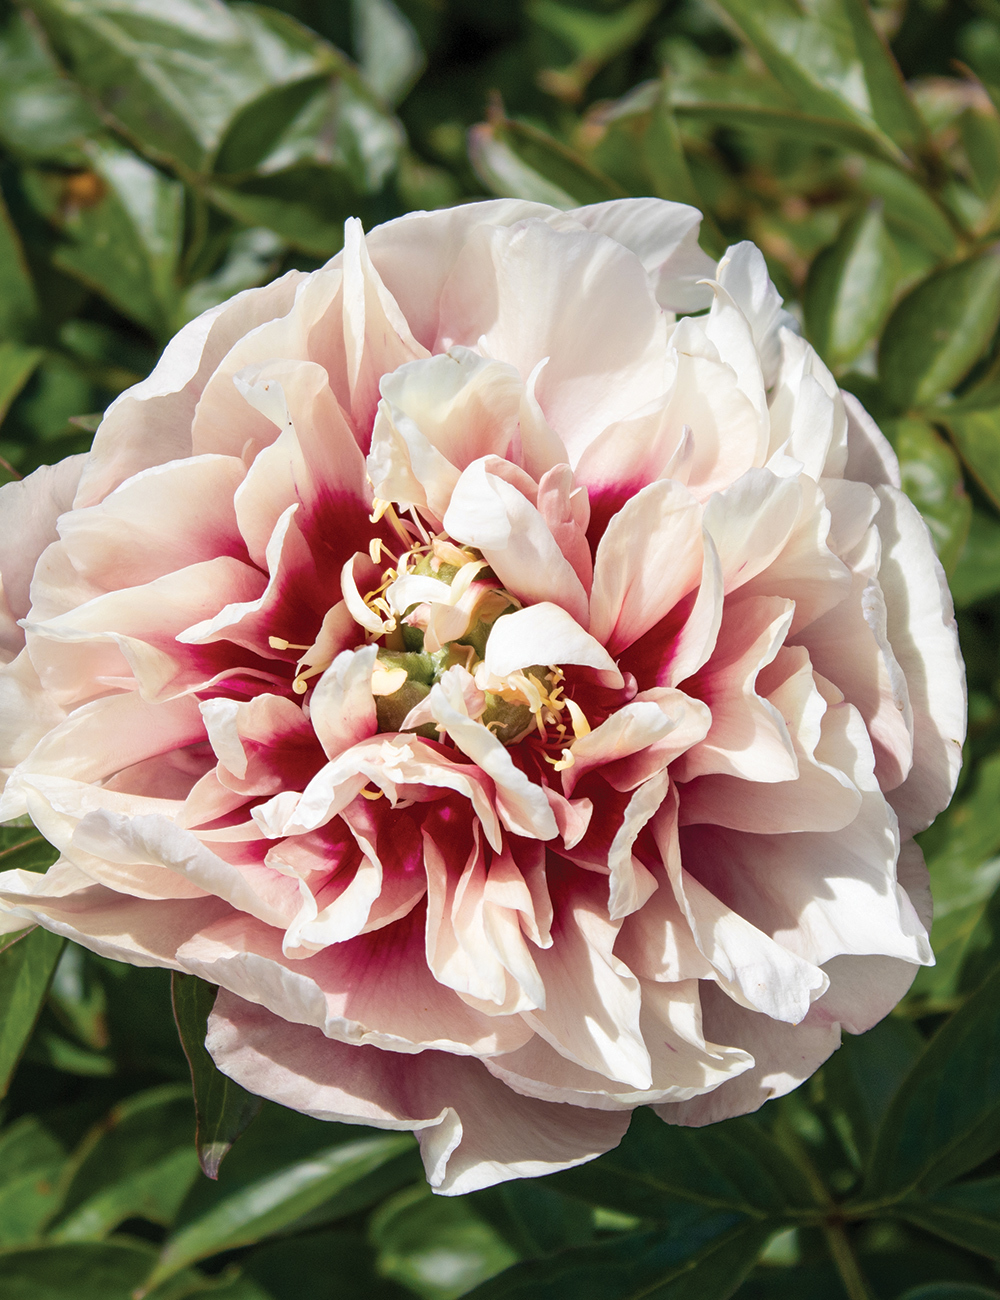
[822,1221,875,1300]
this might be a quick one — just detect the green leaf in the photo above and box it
[530,0,660,102]
[50,138,184,338]
[370,1184,518,1300]
[836,0,925,151]
[960,109,1000,201]
[0,925,65,1099]
[146,1130,417,1288]
[470,1180,596,1259]
[878,251,1000,412]
[49,1084,200,1241]
[0,1241,162,1300]
[940,407,1000,513]
[206,167,356,258]
[820,1015,925,1162]
[0,344,45,428]
[897,1177,1000,1261]
[171,973,261,1180]
[241,1229,409,1300]
[804,204,900,368]
[462,1219,770,1300]
[0,9,101,163]
[949,505,1000,607]
[672,99,906,163]
[0,1116,67,1245]
[856,160,958,259]
[882,417,971,573]
[24,0,339,175]
[550,1107,818,1219]
[179,228,284,325]
[0,194,37,342]
[898,1287,1000,1299]
[470,117,623,208]
[709,0,909,160]
[352,0,424,106]
[862,961,1000,1200]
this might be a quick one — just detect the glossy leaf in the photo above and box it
[856,160,958,259]
[50,138,184,338]
[940,407,1000,513]
[862,961,1000,1200]
[672,99,905,162]
[470,117,623,207]
[0,925,65,1098]
[463,1218,770,1300]
[146,1131,416,1287]
[24,0,339,174]
[171,972,261,1180]
[882,417,971,573]
[550,1107,818,1219]
[878,252,1000,413]
[0,1241,161,1300]
[352,0,424,106]
[531,0,660,102]
[805,204,899,367]
[49,1084,200,1241]
[710,0,908,159]
[898,1177,1000,1262]
[371,1184,518,1300]
[0,9,100,163]
[471,1180,596,1259]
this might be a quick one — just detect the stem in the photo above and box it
[822,1221,875,1300]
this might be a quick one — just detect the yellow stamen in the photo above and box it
[268,636,311,651]
[360,786,384,801]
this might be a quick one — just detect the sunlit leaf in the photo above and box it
[370,1184,518,1300]
[882,417,971,573]
[352,0,424,106]
[0,8,100,163]
[146,1129,417,1288]
[940,407,1000,513]
[856,159,958,259]
[470,117,623,207]
[171,973,261,1180]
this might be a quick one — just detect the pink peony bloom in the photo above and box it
[0,199,965,1194]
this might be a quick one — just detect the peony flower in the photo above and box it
[0,199,964,1194]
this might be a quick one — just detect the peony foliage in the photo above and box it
[0,2,998,1299]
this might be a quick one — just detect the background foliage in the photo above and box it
[2,0,1000,1296]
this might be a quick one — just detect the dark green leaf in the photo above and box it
[206,169,354,257]
[49,1084,200,1241]
[709,0,908,160]
[940,407,1000,513]
[242,1229,410,1300]
[878,251,1000,412]
[550,1108,818,1219]
[0,344,45,428]
[0,925,65,1098]
[897,1287,1000,1300]
[882,417,971,573]
[471,1180,596,1259]
[949,506,1000,607]
[898,1177,1000,1261]
[862,961,1000,1200]
[462,1218,770,1300]
[960,109,1000,201]
[0,1241,160,1300]
[0,194,37,342]
[673,100,905,163]
[805,204,900,367]
[179,228,284,324]
[147,1130,417,1288]
[820,1015,925,1161]
[370,1184,518,1300]
[171,972,261,1180]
